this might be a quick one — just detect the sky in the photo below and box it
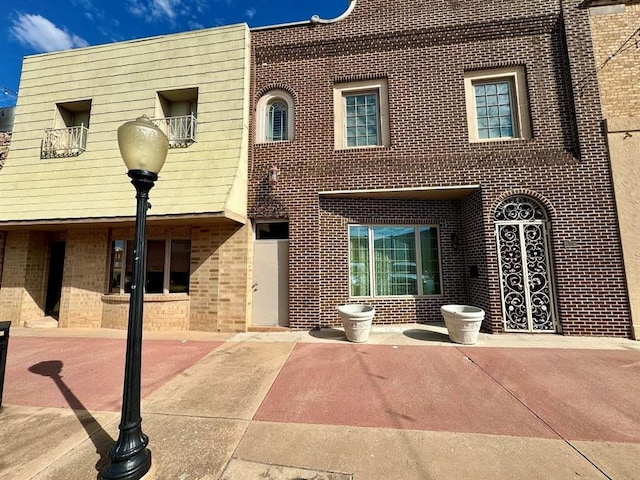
[0,0,351,108]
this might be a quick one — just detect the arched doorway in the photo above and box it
[494,196,557,333]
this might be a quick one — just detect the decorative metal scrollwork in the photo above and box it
[523,224,554,331]
[494,196,547,222]
[498,224,528,330]
[495,197,555,332]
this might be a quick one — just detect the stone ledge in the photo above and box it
[101,293,189,303]
[24,317,58,329]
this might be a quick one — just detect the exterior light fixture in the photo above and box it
[101,115,169,480]
[451,232,460,250]
[268,165,279,186]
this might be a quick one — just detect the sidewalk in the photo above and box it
[1,324,639,479]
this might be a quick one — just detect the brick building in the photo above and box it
[0,26,253,332]
[249,0,634,336]
[586,0,640,338]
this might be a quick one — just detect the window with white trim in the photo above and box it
[109,239,191,294]
[464,67,531,142]
[256,90,294,143]
[349,225,441,297]
[334,79,390,149]
[268,101,288,141]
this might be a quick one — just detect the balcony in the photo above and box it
[151,114,197,148]
[41,125,88,158]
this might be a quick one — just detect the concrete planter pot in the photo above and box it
[337,304,375,343]
[440,305,485,345]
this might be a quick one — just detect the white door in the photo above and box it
[252,223,289,327]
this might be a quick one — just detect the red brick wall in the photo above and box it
[249,0,632,336]
[460,190,493,331]
[318,198,467,328]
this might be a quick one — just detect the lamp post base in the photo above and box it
[101,449,151,480]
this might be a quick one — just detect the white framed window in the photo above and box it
[256,90,294,143]
[109,238,191,295]
[268,101,288,141]
[334,79,390,150]
[464,67,531,142]
[348,225,442,297]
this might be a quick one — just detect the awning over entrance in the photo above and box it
[318,185,480,200]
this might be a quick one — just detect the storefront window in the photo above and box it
[109,239,191,294]
[170,239,190,293]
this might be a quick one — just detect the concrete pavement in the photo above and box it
[1,324,639,479]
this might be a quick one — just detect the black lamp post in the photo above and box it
[101,116,169,480]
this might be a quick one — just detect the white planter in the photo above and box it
[440,305,485,345]
[337,304,375,343]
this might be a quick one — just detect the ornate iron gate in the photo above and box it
[494,196,557,332]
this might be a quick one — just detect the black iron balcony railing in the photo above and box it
[151,114,197,148]
[41,125,89,158]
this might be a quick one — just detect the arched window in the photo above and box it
[268,101,288,141]
[256,90,294,143]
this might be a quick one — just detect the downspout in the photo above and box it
[251,0,357,31]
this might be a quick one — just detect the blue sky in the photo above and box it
[0,0,350,108]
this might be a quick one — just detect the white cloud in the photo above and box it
[245,7,257,19]
[154,0,178,18]
[127,0,148,17]
[128,0,188,21]
[73,0,107,21]
[11,13,89,53]
[188,20,205,30]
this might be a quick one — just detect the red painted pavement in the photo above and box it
[4,337,222,412]
[458,347,640,443]
[255,343,559,439]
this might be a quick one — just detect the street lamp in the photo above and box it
[101,116,169,480]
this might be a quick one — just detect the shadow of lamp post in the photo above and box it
[30,361,114,472]
[101,116,169,480]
